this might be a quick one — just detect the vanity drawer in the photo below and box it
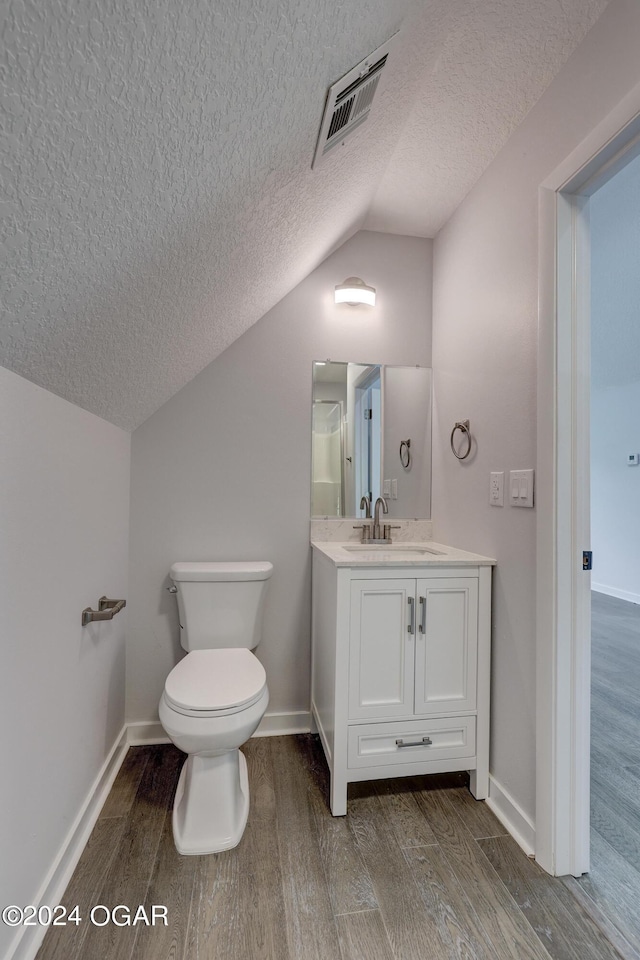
[347,717,476,769]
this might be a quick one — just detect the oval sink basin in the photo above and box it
[343,544,444,556]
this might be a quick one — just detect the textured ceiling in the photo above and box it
[365,0,609,236]
[1,0,608,430]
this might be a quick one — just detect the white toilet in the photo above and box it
[159,560,272,855]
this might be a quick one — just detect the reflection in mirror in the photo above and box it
[311,400,345,515]
[311,361,432,519]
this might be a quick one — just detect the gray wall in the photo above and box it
[431,0,640,823]
[383,365,432,518]
[591,381,640,602]
[590,151,640,603]
[0,366,130,960]
[127,230,432,723]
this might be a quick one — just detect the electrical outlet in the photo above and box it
[490,472,504,506]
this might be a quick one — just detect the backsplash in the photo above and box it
[310,518,433,542]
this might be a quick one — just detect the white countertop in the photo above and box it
[311,540,496,568]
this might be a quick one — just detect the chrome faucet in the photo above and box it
[354,495,399,544]
[373,496,388,540]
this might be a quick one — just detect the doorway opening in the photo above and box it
[537,87,640,893]
[562,149,640,955]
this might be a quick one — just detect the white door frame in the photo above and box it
[536,83,640,877]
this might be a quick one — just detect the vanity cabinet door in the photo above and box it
[349,579,415,720]
[414,578,478,716]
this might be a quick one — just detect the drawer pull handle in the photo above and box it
[395,736,433,748]
[419,595,426,634]
[407,596,415,635]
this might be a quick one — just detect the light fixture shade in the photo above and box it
[334,276,376,306]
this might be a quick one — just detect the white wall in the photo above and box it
[128,230,432,724]
[0,366,130,960]
[430,0,640,824]
[591,381,640,602]
[590,151,640,603]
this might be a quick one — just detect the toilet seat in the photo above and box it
[164,648,267,718]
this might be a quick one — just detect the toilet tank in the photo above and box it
[170,561,273,651]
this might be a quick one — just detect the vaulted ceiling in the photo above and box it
[1,0,608,429]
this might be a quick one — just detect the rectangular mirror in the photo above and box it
[311,361,432,518]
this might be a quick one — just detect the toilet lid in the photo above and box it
[164,649,267,714]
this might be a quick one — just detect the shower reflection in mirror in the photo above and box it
[311,399,346,516]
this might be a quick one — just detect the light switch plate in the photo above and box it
[391,479,398,500]
[509,469,534,507]
[383,479,391,495]
[490,472,504,506]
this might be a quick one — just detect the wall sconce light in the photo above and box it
[334,276,376,306]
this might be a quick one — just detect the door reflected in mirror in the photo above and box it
[311,361,432,519]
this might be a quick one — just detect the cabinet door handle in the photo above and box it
[407,596,415,635]
[418,595,426,634]
[396,736,433,748]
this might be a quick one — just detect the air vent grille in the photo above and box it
[327,96,355,140]
[312,36,396,169]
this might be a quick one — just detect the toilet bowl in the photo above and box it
[160,650,268,854]
[159,561,272,855]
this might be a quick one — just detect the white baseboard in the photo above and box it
[592,583,640,605]
[254,710,311,737]
[126,720,171,745]
[126,710,312,746]
[486,774,536,857]
[7,726,129,960]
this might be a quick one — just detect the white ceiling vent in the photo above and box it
[312,34,397,169]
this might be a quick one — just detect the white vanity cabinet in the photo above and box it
[311,543,494,816]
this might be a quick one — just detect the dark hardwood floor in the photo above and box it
[37,735,624,960]
[565,591,640,960]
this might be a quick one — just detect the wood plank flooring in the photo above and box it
[564,591,640,959]
[37,735,624,960]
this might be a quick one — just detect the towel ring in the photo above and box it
[399,439,411,468]
[450,420,471,460]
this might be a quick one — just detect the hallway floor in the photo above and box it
[565,591,640,960]
[37,735,624,960]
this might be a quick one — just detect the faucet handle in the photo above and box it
[383,524,401,543]
[353,523,372,543]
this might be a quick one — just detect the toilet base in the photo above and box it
[172,749,250,855]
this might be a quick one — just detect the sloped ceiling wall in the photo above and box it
[1,0,608,429]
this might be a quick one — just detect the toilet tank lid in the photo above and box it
[170,561,273,582]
